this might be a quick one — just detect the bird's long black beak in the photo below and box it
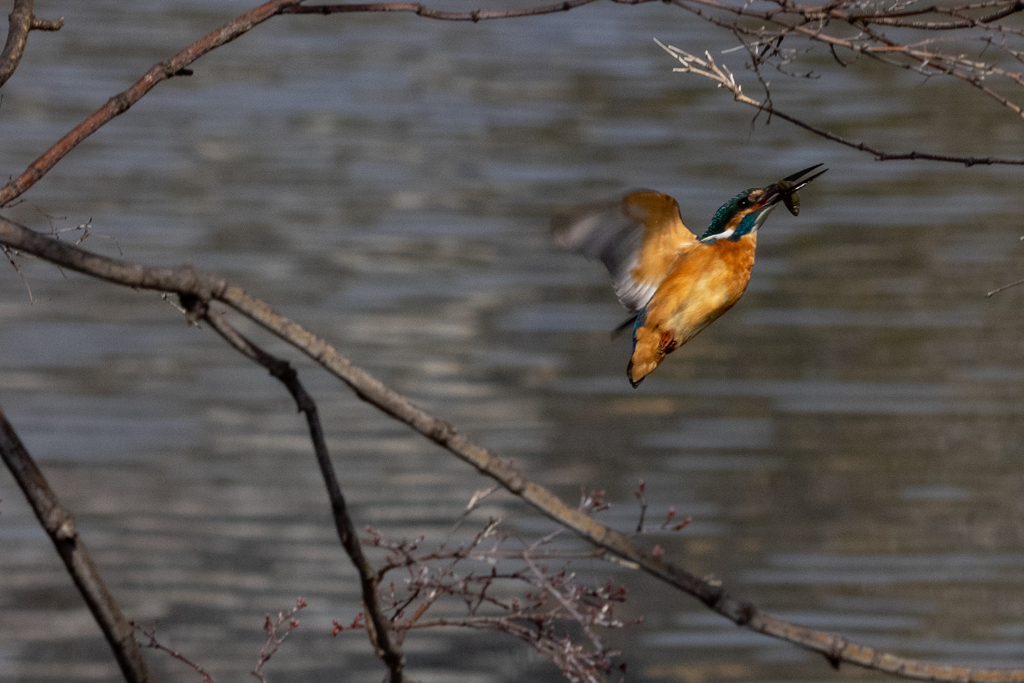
[758,163,828,208]
[781,163,829,192]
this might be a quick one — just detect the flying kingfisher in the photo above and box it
[552,164,826,387]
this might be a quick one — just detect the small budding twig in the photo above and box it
[661,506,692,532]
[135,622,214,683]
[655,38,1024,166]
[634,479,648,533]
[252,598,308,683]
[364,512,631,682]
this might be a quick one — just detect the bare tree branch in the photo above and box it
[0,0,35,88]
[0,0,645,210]
[135,623,214,683]
[0,0,673,211]
[282,0,657,21]
[657,42,1024,166]
[252,599,308,683]
[1,0,1020,220]
[0,408,150,683]
[668,0,1024,120]
[197,306,406,682]
[844,0,1024,29]
[5,214,1024,683]
[0,0,304,208]
[0,0,63,89]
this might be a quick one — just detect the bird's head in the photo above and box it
[698,164,827,242]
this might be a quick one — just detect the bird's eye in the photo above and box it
[738,197,751,209]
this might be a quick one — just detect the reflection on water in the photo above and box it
[2,0,1024,681]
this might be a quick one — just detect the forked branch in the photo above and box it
[4,214,1024,683]
[656,41,1024,166]
[0,0,63,89]
[197,306,405,682]
[3,0,1022,220]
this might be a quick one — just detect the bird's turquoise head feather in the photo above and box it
[698,189,766,241]
[698,164,828,242]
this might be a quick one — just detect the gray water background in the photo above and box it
[2,0,1024,681]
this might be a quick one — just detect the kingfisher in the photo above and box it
[552,164,826,387]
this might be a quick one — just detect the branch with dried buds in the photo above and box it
[342,495,645,683]
[253,599,308,683]
[656,40,1024,166]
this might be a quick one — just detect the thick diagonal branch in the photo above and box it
[0,0,627,208]
[0,0,301,208]
[4,214,1024,683]
[0,409,150,683]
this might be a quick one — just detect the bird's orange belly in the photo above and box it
[627,236,756,386]
[652,236,756,344]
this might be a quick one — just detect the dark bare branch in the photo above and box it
[0,409,150,683]
[844,0,1024,29]
[283,0,607,21]
[5,213,1024,683]
[0,0,34,87]
[0,0,302,208]
[0,0,63,88]
[198,308,405,682]
[668,0,1024,120]
[0,0,643,209]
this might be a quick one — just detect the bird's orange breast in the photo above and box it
[628,235,756,384]
[649,234,756,340]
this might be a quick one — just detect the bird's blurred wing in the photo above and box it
[552,190,697,312]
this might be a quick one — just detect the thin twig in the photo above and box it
[197,306,405,682]
[656,41,1024,166]
[986,277,1024,296]
[634,479,648,533]
[136,623,214,683]
[0,408,150,683]
[252,599,308,683]
[283,0,609,21]
[523,551,607,659]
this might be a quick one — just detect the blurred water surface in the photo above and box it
[2,0,1024,681]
